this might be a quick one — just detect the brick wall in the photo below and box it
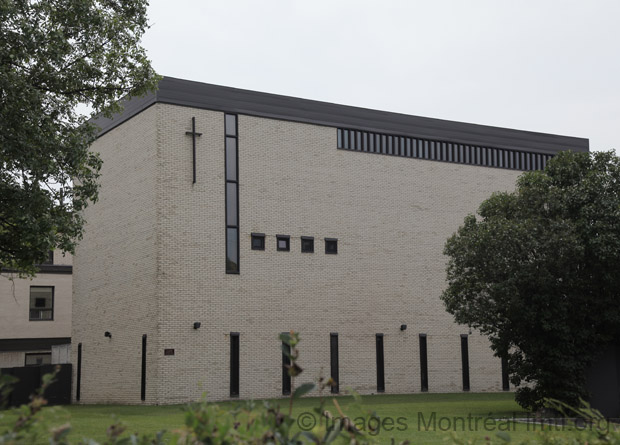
[73,104,520,404]
[71,106,159,404]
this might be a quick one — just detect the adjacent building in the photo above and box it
[72,77,589,404]
[0,252,72,368]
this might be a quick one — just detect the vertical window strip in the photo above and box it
[76,343,82,401]
[225,114,239,274]
[282,336,291,395]
[330,333,339,394]
[461,334,470,391]
[419,334,428,392]
[376,334,385,393]
[141,334,147,401]
[230,333,240,397]
[501,355,510,391]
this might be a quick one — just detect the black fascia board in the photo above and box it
[0,337,71,352]
[1,265,72,275]
[92,76,589,155]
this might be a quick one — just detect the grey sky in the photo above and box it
[143,1,619,152]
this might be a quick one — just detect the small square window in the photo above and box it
[276,235,290,252]
[301,236,314,253]
[251,233,265,251]
[325,238,338,254]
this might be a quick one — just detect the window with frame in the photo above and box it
[301,236,314,253]
[29,286,53,321]
[25,352,51,366]
[325,238,338,254]
[276,235,290,252]
[251,233,265,251]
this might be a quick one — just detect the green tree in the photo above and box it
[0,0,159,276]
[442,150,620,410]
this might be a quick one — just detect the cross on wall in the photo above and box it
[185,117,202,184]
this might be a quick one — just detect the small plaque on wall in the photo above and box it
[164,349,175,356]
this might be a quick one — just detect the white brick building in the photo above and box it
[72,77,588,404]
[0,252,72,368]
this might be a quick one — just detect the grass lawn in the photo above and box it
[0,392,573,444]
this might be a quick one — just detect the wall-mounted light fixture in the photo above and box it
[193,322,201,330]
[104,331,112,338]
[400,324,407,331]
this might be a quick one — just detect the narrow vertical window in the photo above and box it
[330,333,339,394]
[76,343,82,401]
[343,130,349,149]
[230,333,240,397]
[225,114,239,274]
[501,355,510,391]
[381,135,387,154]
[337,129,343,148]
[376,334,385,392]
[406,138,412,157]
[461,334,470,391]
[419,334,428,392]
[282,336,291,395]
[141,334,147,401]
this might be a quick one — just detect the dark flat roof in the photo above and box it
[93,76,589,155]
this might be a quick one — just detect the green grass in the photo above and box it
[0,392,570,444]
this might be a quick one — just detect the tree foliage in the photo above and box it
[0,0,159,276]
[442,150,620,410]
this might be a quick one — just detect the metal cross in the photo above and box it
[185,117,202,184]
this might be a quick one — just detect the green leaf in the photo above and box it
[293,383,315,399]
[496,431,511,442]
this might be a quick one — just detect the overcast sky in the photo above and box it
[143,1,619,152]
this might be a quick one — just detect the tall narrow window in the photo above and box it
[460,334,470,391]
[282,336,291,395]
[376,334,385,393]
[230,333,240,397]
[419,334,428,392]
[501,355,510,391]
[76,343,82,401]
[141,334,147,401]
[225,114,239,274]
[330,333,339,394]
